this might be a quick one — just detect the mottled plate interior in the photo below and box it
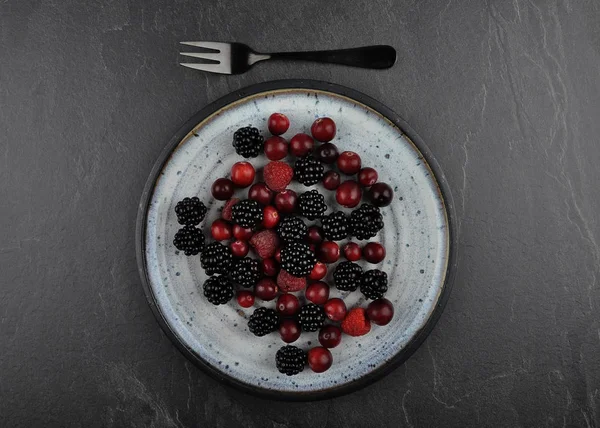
[138,81,454,400]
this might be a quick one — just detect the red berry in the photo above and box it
[307,226,324,245]
[369,182,394,207]
[366,298,394,325]
[309,262,328,281]
[343,242,361,261]
[324,298,347,322]
[337,151,362,175]
[322,170,341,190]
[305,281,330,305]
[358,167,378,187]
[236,290,254,308]
[230,240,249,257]
[262,205,280,229]
[276,293,300,316]
[341,307,371,336]
[310,117,336,142]
[261,258,279,276]
[277,269,306,292]
[264,161,293,192]
[274,189,298,213]
[249,229,279,259]
[233,224,253,241]
[279,319,301,343]
[221,198,239,221]
[274,248,282,263]
[307,347,333,373]
[264,136,288,161]
[363,242,386,263]
[248,182,273,205]
[315,142,339,164]
[211,219,232,241]
[268,113,290,135]
[255,278,278,301]
[318,325,342,348]
[289,133,315,157]
[211,178,234,200]
[231,161,255,187]
[336,180,362,208]
[318,241,340,264]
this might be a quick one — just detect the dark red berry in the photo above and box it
[279,319,301,343]
[343,242,361,261]
[268,113,290,135]
[261,258,278,276]
[318,325,342,348]
[274,248,282,263]
[336,180,362,208]
[366,298,394,325]
[211,178,234,200]
[337,151,362,175]
[307,226,324,245]
[363,242,386,263]
[274,189,298,213]
[318,241,340,264]
[307,346,333,373]
[276,293,300,316]
[233,224,253,241]
[264,136,288,161]
[358,167,378,187]
[211,219,232,241]
[322,170,341,190]
[248,182,273,205]
[315,142,339,164]
[231,161,256,187]
[237,290,254,308]
[289,133,315,157]
[369,182,394,207]
[230,240,249,257]
[310,117,336,142]
[262,205,280,229]
[324,298,347,321]
[255,278,278,301]
[305,281,329,305]
[309,262,327,281]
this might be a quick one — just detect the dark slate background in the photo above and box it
[2,0,600,426]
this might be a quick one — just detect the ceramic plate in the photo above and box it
[136,80,457,400]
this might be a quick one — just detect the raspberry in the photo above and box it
[341,307,371,337]
[249,229,279,259]
[277,270,307,292]
[264,161,293,192]
[221,198,240,221]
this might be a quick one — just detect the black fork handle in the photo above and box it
[268,45,396,69]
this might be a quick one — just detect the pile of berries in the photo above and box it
[172,113,396,376]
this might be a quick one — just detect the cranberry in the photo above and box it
[255,278,278,301]
[307,347,333,373]
[369,182,394,207]
[211,178,234,200]
[318,241,340,264]
[336,180,362,208]
[274,248,282,263]
[262,205,280,229]
[322,170,341,190]
[289,133,314,157]
[310,117,336,142]
[268,113,290,135]
[276,293,300,316]
[358,167,378,187]
[274,189,298,213]
[230,240,249,257]
[309,262,328,281]
[264,136,288,161]
[230,161,255,187]
[305,281,329,304]
[366,298,394,325]
[343,242,361,261]
[318,325,342,348]
[236,290,254,308]
[324,298,347,321]
[315,142,339,164]
[306,226,324,245]
[248,182,273,205]
[279,319,301,343]
[233,224,253,241]
[261,258,278,276]
[337,151,362,175]
[211,219,232,241]
[363,242,386,263]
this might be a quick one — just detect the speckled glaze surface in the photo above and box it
[138,81,455,399]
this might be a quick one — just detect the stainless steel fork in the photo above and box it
[179,42,396,75]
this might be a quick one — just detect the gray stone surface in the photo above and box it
[1,0,600,426]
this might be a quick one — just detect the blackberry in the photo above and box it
[276,345,306,376]
[248,307,280,337]
[230,257,261,287]
[174,197,207,226]
[298,303,325,332]
[232,126,264,158]
[349,204,384,240]
[321,211,349,241]
[281,242,316,277]
[231,199,263,228]
[202,275,234,305]
[173,226,204,256]
[360,269,388,300]
[294,155,324,186]
[200,242,232,275]
[333,261,363,291]
[277,216,307,243]
[298,189,327,220]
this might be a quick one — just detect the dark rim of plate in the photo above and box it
[135,79,458,401]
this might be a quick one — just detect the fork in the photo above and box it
[179,42,396,74]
